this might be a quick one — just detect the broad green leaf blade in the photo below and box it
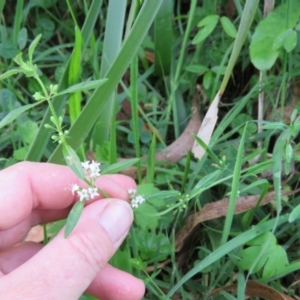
[135,203,158,230]
[262,244,289,278]
[28,34,42,63]
[220,16,237,38]
[101,158,140,175]
[154,0,173,75]
[250,0,300,70]
[64,200,85,238]
[0,102,40,129]
[57,79,108,96]
[49,0,163,164]
[283,29,297,52]
[0,68,22,80]
[62,144,85,179]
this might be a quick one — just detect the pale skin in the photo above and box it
[0,162,145,300]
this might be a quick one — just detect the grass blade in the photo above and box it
[165,214,289,298]
[221,123,248,244]
[93,0,126,156]
[49,0,163,164]
[25,0,103,162]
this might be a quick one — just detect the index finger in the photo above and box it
[0,162,136,230]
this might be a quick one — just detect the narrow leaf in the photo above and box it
[28,34,42,63]
[101,158,140,175]
[0,102,40,129]
[220,16,237,38]
[192,18,219,44]
[289,204,300,223]
[64,200,85,238]
[62,144,85,179]
[57,79,108,96]
[0,68,22,80]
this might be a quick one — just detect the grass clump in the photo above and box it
[1,1,300,299]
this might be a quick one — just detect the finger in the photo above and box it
[0,161,136,230]
[0,243,145,300]
[0,242,43,276]
[0,199,144,300]
[86,264,145,300]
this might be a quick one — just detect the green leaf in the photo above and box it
[18,27,28,50]
[0,41,19,59]
[0,102,40,129]
[192,15,219,44]
[57,79,108,96]
[285,143,293,164]
[220,16,237,38]
[203,70,212,89]
[262,244,289,278]
[62,144,85,180]
[17,119,38,145]
[154,0,173,75]
[238,245,269,273]
[35,17,55,41]
[101,158,140,175]
[64,200,85,238]
[289,203,300,222]
[135,230,171,260]
[190,170,221,199]
[28,34,42,63]
[135,203,158,230]
[283,29,297,52]
[250,0,300,70]
[0,68,22,80]
[185,64,209,75]
[197,14,219,27]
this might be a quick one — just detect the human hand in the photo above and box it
[0,162,145,300]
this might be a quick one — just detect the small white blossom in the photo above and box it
[78,188,89,201]
[130,194,146,208]
[81,160,101,179]
[131,200,139,208]
[128,188,136,198]
[88,187,99,199]
[81,161,90,170]
[71,183,80,195]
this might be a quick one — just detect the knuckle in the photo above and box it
[68,231,111,272]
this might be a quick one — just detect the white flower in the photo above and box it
[77,188,89,201]
[88,187,99,199]
[81,161,90,170]
[89,161,101,178]
[81,160,101,179]
[71,183,80,195]
[130,194,146,208]
[135,195,146,204]
[131,200,139,208]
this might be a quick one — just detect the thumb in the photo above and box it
[1,199,133,299]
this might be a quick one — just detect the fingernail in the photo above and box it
[99,201,133,244]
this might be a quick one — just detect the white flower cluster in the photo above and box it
[128,189,146,208]
[71,161,101,202]
[81,160,101,179]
